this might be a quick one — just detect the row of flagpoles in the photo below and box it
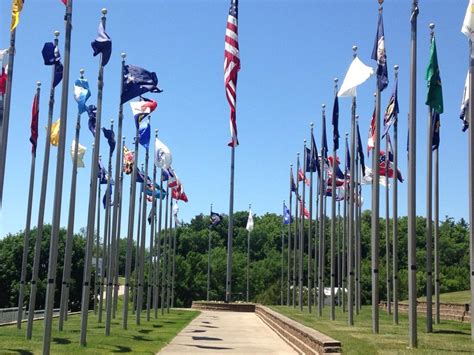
[0,1,190,353]
[274,0,474,349]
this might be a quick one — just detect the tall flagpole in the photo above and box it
[247,204,251,302]
[308,125,314,312]
[294,153,300,307]
[147,130,158,320]
[42,0,74,352]
[342,133,348,313]
[26,32,60,339]
[207,204,213,301]
[133,175,143,315]
[226,144,235,303]
[17,82,40,328]
[425,23,435,333]
[337,200,341,306]
[314,174,319,309]
[171,214,177,308]
[354,115,360,315]
[330,79,338,320]
[408,0,419,347]
[59,69,86,331]
[166,194,173,312]
[318,105,326,316]
[281,200,285,305]
[94,152,101,315]
[154,170,163,318]
[393,65,400,324]
[434,128,440,325]
[300,144,306,311]
[99,165,112,323]
[0,22,18,207]
[348,46,357,327]
[123,128,140,329]
[287,165,293,306]
[385,131,391,316]
[469,11,474,341]
[161,183,169,314]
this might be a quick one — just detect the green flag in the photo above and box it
[425,36,443,114]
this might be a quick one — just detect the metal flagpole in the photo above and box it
[42,0,74,351]
[330,79,338,321]
[17,82,40,328]
[314,175,319,309]
[147,130,158,320]
[434,130,440,325]
[133,174,143,315]
[287,165,292,306]
[337,200,341,306]
[167,195,173,312]
[425,23,435,333]
[348,46,357,327]
[393,65,399,324]
[154,170,163,318]
[470,16,474,341]
[354,116,360,315]
[281,200,285,306]
[113,140,125,319]
[0,25,18,207]
[342,133,348,313]
[161,183,169,314]
[59,69,86,331]
[26,31,59,340]
[226,142,236,303]
[247,204,251,302]
[207,204,213,301]
[294,153,299,308]
[385,130,391,316]
[408,0,419,347]
[94,153,102,315]
[308,125,314,312]
[300,144,306,311]
[123,128,140,329]
[136,146,150,324]
[318,104,326,316]
[357,155,362,312]
[171,215,177,308]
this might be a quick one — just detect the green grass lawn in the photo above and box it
[0,305,199,354]
[415,290,471,304]
[272,305,474,354]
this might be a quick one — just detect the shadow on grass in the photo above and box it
[53,338,71,345]
[111,345,132,353]
[163,321,176,324]
[138,329,152,334]
[6,350,33,355]
[152,324,163,328]
[132,335,152,342]
[434,329,470,336]
[192,336,222,341]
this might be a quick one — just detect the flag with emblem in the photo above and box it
[425,36,443,114]
[371,9,388,91]
[121,64,162,104]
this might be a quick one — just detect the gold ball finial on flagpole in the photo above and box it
[54,30,60,38]
[101,8,107,15]
[121,52,126,60]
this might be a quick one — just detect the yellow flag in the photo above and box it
[10,0,24,32]
[50,119,60,146]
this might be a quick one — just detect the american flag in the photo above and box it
[224,0,240,147]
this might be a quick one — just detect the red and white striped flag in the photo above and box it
[224,0,240,147]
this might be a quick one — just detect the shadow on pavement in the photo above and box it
[192,336,222,341]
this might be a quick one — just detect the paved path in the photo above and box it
[158,310,298,354]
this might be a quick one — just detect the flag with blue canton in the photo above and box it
[357,121,366,177]
[210,212,223,227]
[74,78,91,114]
[432,111,440,151]
[283,203,291,225]
[91,20,112,67]
[371,10,389,91]
[332,95,340,151]
[102,127,116,154]
[87,105,97,136]
[138,117,151,149]
[382,77,399,138]
[121,64,163,104]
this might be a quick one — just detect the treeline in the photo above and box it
[0,211,469,309]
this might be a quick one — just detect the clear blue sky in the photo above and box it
[0,0,470,238]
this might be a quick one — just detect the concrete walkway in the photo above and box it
[158,310,298,354]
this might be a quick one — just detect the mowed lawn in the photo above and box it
[272,305,474,354]
[416,290,470,304]
[0,306,198,354]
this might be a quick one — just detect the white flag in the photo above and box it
[461,71,470,131]
[462,1,474,39]
[361,166,390,188]
[71,140,87,168]
[246,210,254,232]
[338,56,374,98]
[173,202,179,220]
[154,137,172,169]
[0,49,8,67]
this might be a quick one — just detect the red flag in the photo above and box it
[299,201,310,219]
[297,169,310,186]
[30,90,39,155]
[0,68,6,95]
[61,0,67,5]
[224,0,240,147]
[172,183,188,203]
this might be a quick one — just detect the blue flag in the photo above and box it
[143,181,166,199]
[356,122,366,177]
[102,127,116,154]
[371,11,389,91]
[121,64,163,104]
[283,203,291,225]
[138,117,151,149]
[98,159,108,184]
[431,112,440,151]
[136,169,145,184]
[74,78,91,114]
[290,169,297,193]
[345,138,351,173]
[91,20,112,67]
[308,133,320,176]
[103,184,113,209]
[87,105,97,136]
[332,95,340,151]
[41,42,63,87]
[322,112,328,160]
